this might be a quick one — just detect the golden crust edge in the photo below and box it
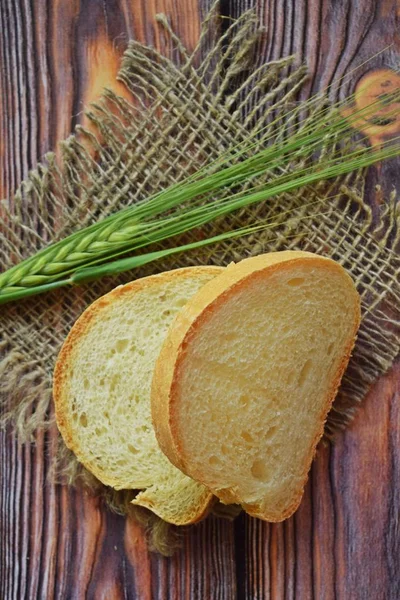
[132,488,218,525]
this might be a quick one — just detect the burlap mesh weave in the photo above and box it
[1,5,400,553]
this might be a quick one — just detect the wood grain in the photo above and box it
[1,1,400,598]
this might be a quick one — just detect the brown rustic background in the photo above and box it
[1,1,400,598]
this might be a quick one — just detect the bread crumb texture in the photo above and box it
[157,253,360,521]
[54,267,222,524]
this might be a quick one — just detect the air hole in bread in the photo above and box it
[128,444,138,454]
[223,332,237,342]
[110,375,118,393]
[175,298,187,308]
[251,459,270,481]
[287,371,295,385]
[209,455,220,466]
[163,310,171,317]
[80,413,88,427]
[221,444,229,455]
[99,378,105,386]
[239,394,250,407]
[72,413,78,421]
[83,378,90,390]
[241,430,253,443]
[298,359,313,387]
[327,342,334,356]
[265,425,277,440]
[116,339,129,353]
[287,277,305,287]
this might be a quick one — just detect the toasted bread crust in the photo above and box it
[151,252,361,522]
[53,266,223,525]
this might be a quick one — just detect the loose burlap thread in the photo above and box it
[1,5,400,554]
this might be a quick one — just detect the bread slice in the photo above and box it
[151,251,360,522]
[53,266,223,525]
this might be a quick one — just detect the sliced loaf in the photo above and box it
[54,266,223,525]
[151,251,361,521]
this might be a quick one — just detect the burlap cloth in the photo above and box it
[1,5,400,553]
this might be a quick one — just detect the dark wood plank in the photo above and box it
[1,0,400,599]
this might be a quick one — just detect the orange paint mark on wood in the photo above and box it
[344,68,400,146]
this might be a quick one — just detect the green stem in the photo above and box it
[0,279,73,305]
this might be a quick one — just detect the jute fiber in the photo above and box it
[1,5,399,552]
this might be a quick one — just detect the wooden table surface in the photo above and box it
[1,1,400,598]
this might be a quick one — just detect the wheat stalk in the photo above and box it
[1,88,399,304]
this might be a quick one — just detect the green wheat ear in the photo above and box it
[0,86,399,305]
